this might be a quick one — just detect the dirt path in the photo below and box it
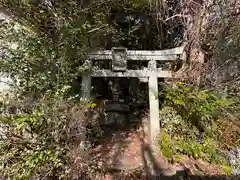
[90,127,231,179]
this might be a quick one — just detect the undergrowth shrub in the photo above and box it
[157,131,226,164]
[158,82,235,168]
[0,90,101,179]
[162,82,234,128]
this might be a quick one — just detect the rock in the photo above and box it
[228,148,240,175]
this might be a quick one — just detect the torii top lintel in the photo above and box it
[86,46,184,78]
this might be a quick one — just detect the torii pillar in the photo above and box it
[148,60,160,143]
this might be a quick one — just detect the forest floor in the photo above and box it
[90,126,234,180]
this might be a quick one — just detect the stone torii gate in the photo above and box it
[81,46,183,142]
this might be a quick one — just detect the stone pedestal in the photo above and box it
[104,102,130,126]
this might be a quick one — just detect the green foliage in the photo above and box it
[0,91,95,179]
[161,82,234,129]
[158,132,227,165]
[0,0,174,178]
[158,82,235,169]
[0,0,170,99]
[0,19,86,98]
[175,137,224,163]
[0,0,185,99]
[157,132,174,162]
[1,148,63,179]
[0,0,238,178]
[221,165,232,176]
[0,100,64,178]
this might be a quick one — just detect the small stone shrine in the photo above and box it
[82,47,183,142]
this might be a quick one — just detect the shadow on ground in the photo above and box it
[93,129,239,180]
[106,137,239,180]
[138,138,239,180]
[87,103,238,180]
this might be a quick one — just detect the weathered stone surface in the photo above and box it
[148,60,160,143]
[81,72,91,100]
[0,76,12,92]
[82,47,183,142]
[106,103,130,112]
[91,69,172,78]
[105,112,127,125]
[89,46,184,60]
[112,47,127,72]
[228,148,240,175]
